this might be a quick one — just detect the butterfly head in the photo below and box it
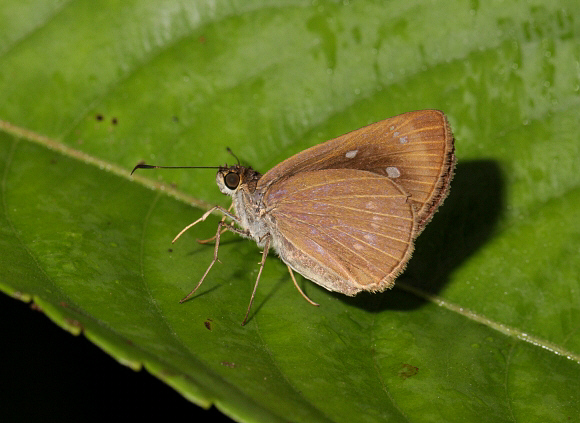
[216,165,262,196]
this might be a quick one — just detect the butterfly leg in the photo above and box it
[179,220,249,304]
[173,205,240,243]
[287,265,319,307]
[197,203,235,244]
[242,234,271,326]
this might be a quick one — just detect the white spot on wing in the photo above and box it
[386,166,401,178]
[393,131,400,137]
[345,150,358,159]
[399,136,408,144]
[365,201,377,210]
[353,243,364,251]
[364,234,377,243]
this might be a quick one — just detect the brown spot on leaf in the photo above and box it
[399,363,419,380]
[221,361,236,368]
[65,318,83,330]
[30,303,42,312]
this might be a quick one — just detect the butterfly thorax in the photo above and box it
[216,165,273,247]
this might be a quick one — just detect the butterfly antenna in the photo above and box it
[131,162,220,175]
[226,147,241,166]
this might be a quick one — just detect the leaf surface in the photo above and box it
[1,1,579,421]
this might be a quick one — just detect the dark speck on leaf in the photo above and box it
[399,363,419,380]
[221,361,236,368]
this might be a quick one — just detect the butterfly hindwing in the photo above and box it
[264,168,416,294]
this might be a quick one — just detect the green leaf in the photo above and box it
[1,1,579,422]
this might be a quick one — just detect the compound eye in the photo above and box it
[224,172,240,190]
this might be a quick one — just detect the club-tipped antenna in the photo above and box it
[131,162,220,175]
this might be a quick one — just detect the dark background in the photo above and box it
[1,293,234,422]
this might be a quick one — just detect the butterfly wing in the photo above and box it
[259,110,455,233]
[264,168,416,295]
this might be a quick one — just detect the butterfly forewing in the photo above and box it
[258,110,455,233]
[265,168,416,295]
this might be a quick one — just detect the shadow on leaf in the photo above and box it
[337,159,505,312]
